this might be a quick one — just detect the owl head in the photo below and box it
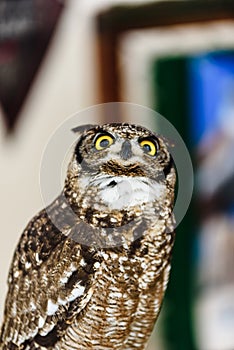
[65,123,175,216]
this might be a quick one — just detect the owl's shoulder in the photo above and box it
[8,207,66,280]
[1,206,102,349]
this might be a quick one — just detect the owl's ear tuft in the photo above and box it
[71,124,97,134]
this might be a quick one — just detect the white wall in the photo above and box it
[0,0,99,321]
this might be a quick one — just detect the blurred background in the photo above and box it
[1,1,234,349]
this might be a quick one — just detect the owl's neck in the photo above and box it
[64,186,145,229]
[46,174,173,249]
[63,171,167,228]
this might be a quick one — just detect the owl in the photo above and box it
[0,123,176,350]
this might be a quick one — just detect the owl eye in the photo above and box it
[139,139,158,156]
[95,134,114,150]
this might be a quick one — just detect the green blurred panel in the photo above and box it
[152,57,196,350]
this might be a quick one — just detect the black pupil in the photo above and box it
[143,144,151,152]
[100,138,110,148]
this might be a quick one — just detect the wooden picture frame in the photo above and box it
[96,0,234,121]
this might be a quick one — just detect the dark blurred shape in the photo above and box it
[189,51,234,215]
[0,0,64,134]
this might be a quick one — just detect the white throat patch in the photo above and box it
[95,176,165,210]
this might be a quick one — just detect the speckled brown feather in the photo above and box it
[0,123,176,350]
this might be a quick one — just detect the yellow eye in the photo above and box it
[139,139,157,156]
[95,134,114,150]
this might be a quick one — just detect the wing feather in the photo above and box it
[0,209,101,349]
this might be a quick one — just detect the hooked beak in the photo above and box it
[120,140,132,160]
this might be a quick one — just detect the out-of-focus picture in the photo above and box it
[1,1,234,349]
